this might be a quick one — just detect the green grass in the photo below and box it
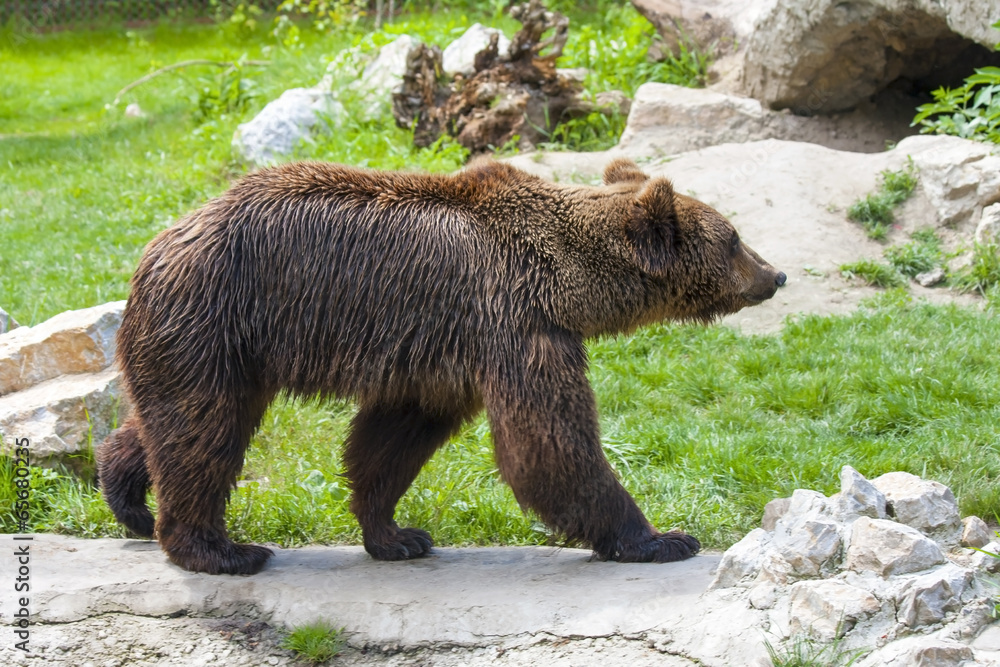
[953,243,1000,296]
[765,633,865,667]
[6,292,1000,551]
[281,621,345,664]
[846,160,918,240]
[839,259,906,288]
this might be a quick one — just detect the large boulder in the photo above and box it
[232,86,342,167]
[442,23,511,77]
[0,301,124,396]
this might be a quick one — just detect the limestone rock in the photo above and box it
[617,83,768,157]
[0,301,124,396]
[232,86,342,166]
[871,471,961,536]
[761,496,790,531]
[862,637,974,667]
[740,0,1000,113]
[0,369,128,458]
[788,579,881,640]
[0,306,18,334]
[442,23,511,77]
[355,35,417,119]
[772,517,841,577]
[915,268,947,288]
[901,134,1000,228]
[838,465,887,520]
[846,516,945,577]
[961,516,993,549]
[708,527,771,589]
[893,563,971,628]
[976,202,1000,245]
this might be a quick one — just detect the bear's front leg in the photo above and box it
[343,402,466,560]
[482,329,700,563]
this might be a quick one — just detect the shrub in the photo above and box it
[847,160,917,240]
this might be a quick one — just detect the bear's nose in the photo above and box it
[775,272,787,287]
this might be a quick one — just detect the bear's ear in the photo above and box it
[627,178,677,276]
[603,158,649,185]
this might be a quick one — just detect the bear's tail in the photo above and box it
[97,417,155,538]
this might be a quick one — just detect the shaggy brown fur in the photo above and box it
[97,157,785,575]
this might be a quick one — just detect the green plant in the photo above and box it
[764,633,865,667]
[193,60,262,121]
[543,109,626,152]
[953,243,1000,295]
[913,65,1000,143]
[847,160,918,240]
[883,229,943,278]
[839,260,906,288]
[281,621,345,664]
[273,0,367,48]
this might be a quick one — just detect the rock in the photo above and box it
[838,465,887,520]
[976,202,1000,245]
[901,134,1000,228]
[442,24,510,77]
[630,0,758,58]
[617,83,768,157]
[0,306,18,334]
[0,369,128,459]
[708,528,771,589]
[594,90,631,117]
[915,267,947,288]
[845,516,945,577]
[0,301,124,396]
[961,516,993,549]
[232,87,342,166]
[861,637,974,667]
[124,102,144,119]
[893,563,971,628]
[772,517,841,577]
[871,471,961,537]
[788,580,881,640]
[355,35,417,119]
[967,541,1000,573]
[761,497,790,531]
[740,0,1000,113]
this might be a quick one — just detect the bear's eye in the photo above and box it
[730,233,740,255]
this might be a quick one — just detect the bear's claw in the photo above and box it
[365,527,434,561]
[615,530,701,563]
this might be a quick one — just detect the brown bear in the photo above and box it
[97,157,785,575]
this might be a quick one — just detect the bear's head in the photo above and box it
[604,158,786,324]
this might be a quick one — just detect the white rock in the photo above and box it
[772,517,841,577]
[915,267,946,288]
[761,496,790,531]
[967,540,1000,573]
[355,35,417,119]
[838,465,887,520]
[859,636,974,667]
[899,134,1000,228]
[976,202,1000,245]
[845,516,945,577]
[708,528,771,589]
[871,471,961,537]
[788,579,881,640]
[0,369,128,458]
[0,306,18,334]
[0,301,124,396]
[442,24,510,77]
[961,516,993,549]
[893,563,971,628]
[124,102,144,118]
[232,87,342,166]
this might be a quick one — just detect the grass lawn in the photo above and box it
[2,5,999,551]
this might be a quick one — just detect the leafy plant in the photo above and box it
[883,229,943,278]
[847,159,918,240]
[953,243,1000,296]
[764,633,865,667]
[543,108,626,152]
[281,621,345,664]
[839,259,906,288]
[273,0,368,48]
[192,60,262,122]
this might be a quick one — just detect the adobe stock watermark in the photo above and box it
[10,437,32,653]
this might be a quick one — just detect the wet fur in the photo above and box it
[97,158,782,574]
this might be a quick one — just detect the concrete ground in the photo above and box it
[1,535,730,666]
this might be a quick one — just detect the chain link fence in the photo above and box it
[0,1,285,29]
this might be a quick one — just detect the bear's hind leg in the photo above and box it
[343,403,465,560]
[144,395,273,575]
[97,416,155,538]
